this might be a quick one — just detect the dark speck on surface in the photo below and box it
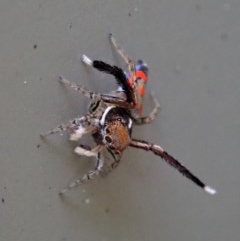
[2,198,4,203]
[104,208,110,214]
[33,44,37,49]
[36,144,41,148]
[220,32,228,41]
[195,4,201,11]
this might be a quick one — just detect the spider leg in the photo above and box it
[74,144,104,157]
[82,55,136,105]
[58,76,101,100]
[132,91,160,125]
[59,74,136,109]
[108,33,136,80]
[92,60,127,84]
[130,139,216,195]
[40,114,96,140]
[100,94,136,109]
[82,55,127,86]
[110,154,122,169]
[59,152,105,195]
[106,150,123,171]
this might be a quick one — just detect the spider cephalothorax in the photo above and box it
[41,34,216,195]
[100,106,132,154]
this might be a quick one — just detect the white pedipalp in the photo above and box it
[74,146,97,157]
[69,126,86,141]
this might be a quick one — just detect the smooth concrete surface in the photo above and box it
[1,0,240,240]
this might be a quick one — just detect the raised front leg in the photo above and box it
[109,33,138,107]
[108,33,136,79]
[59,71,136,110]
[82,55,136,105]
[59,75,101,101]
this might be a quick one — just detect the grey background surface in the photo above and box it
[0,0,239,240]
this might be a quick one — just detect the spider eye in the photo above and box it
[105,128,110,134]
[105,136,112,143]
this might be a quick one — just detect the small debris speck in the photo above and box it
[105,208,110,213]
[36,144,41,148]
[48,186,52,190]
[33,44,37,49]
[195,4,201,11]
[4,187,7,190]
[175,65,182,73]
[128,7,138,16]
[223,3,230,10]
[220,32,228,41]
[202,64,208,71]
[2,198,4,203]
[85,198,90,204]
[24,81,27,84]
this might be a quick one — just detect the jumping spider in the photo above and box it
[41,34,216,195]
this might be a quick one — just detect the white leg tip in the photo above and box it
[204,186,217,195]
[82,54,93,66]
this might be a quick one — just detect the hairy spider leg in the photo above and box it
[109,34,153,117]
[59,74,136,111]
[92,60,135,104]
[109,33,137,85]
[130,139,216,195]
[59,152,105,195]
[132,91,160,125]
[82,55,136,105]
[109,151,122,170]
[40,115,96,140]
[59,75,101,100]
[82,55,130,92]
